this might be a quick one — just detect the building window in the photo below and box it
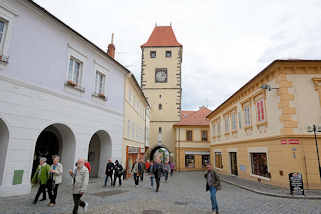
[212,122,216,137]
[201,130,208,141]
[132,122,135,139]
[250,153,269,178]
[215,152,223,169]
[155,68,168,83]
[186,130,193,141]
[95,71,106,96]
[224,115,230,133]
[202,155,210,167]
[256,99,265,122]
[159,127,162,134]
[127,120,130,138]
[159,103,162,110]
[231,111,237,131]
[0,19,7,52]
[244,104,251,127]
[68,57,83,87]
[165,50,172,57]
[217,120,221,136]
[185,155,195,168]
[150,51,156,58]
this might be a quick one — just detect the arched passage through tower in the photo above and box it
[150,146,172,163]
[0,119,9,185]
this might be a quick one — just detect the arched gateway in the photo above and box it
[0,119,9,185]
[32,124,76,179]
[150,146,171,163]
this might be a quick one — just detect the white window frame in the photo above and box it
[244,103,251,127]
[255,98,266,122]
[224,114,230,133]
[68,56,83,86]
[95,70,106,95]
[248,147,270,180]
[214,150,223,171]
[211,121,216,137]
[231,111,237,131]
[67,44,87,90]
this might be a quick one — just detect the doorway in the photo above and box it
[229,152,238,176]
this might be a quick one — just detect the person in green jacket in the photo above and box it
[32,157,50,204]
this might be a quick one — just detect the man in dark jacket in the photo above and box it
[204,164,220,214]
[138,159,145,181]
[104,160,114,187]
[113,160,123,186]
[152,158,163,192]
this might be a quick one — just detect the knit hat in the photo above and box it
[40,157,47,162]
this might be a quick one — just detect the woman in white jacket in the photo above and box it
[48,155,63,207]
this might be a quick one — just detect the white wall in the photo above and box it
[0,0,125,196]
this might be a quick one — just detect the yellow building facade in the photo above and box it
[141,26,183,162]
[174,107,211,171]
[207,60,321,189]
[122,74,150,174]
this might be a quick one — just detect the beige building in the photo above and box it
[141,26,183,162]
[174,107,211,171]
[122,73,150,174]
[207,60,321,189]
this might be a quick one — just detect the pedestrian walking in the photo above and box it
[104,160,114,187]
[32,157,50,204]
[164,161,170,182]
[149,161,155,190]
[145,160,151,173]
[131,159,140,186]
[170,161,175,176]
[138,159,145,181]
[69,158,89,214]
[48,155,63,207]
[153,158,163,192]
[113,160,123,186]
[204,164,221,214]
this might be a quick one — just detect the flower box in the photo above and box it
[66,80,76,87]
[98,93,106,99]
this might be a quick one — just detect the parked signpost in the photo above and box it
[288,172,304,195]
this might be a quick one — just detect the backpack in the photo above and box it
[85,162,91,173]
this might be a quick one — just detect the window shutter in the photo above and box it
[260,100,264,121]
[257,102,261,121]
[95,72,99,94]
[68,58,73,81]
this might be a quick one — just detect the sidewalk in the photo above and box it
[220,174,321,200]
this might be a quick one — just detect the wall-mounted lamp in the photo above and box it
[261,84,279,91]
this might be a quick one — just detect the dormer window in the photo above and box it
[150,51,156,58]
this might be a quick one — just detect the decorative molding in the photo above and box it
[312,78,321,91]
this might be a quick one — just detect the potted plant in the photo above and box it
[98,93,106,99]
[67,80,76,87]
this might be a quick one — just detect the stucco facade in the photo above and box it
[0,0,128,196]
[208,60,321,189]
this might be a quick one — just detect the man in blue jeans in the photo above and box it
[204,164,220,214]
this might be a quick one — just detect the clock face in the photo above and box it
[155,69,168,83]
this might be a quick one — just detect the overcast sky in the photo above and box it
[34,0,321,110]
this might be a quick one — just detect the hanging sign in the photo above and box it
[288,172,304,195]
[128,146,139,154]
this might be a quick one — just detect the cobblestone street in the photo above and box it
[1,172,321,214]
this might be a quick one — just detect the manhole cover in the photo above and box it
[92,190,127,197]
[142,210,162,214]
[174,201,188,205]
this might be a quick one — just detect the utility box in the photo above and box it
[13,170,24,185]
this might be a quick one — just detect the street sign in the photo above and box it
[288,172,304,195]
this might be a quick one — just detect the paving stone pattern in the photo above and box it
[0,172,321,214]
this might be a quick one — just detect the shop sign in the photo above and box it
[281,139,300,145]
[288,172,304,195]
[128,146,139,154]
[185,151,210,155]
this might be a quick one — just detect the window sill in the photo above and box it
[244,126,253,131]
[64,82,85,93]
[256,121,267,127]
[250,173,270,181]
[92,93,107,101]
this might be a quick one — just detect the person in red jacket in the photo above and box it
[84,160,91,174]
[145,160,151,173]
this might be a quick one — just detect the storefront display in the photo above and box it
[250,153,269,177]
[185,155,195,168]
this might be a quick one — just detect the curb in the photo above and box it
[222,179,321,200]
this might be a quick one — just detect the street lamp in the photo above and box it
[307,124,321,181]
[261,84,279,91]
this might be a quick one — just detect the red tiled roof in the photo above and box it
[174,107,211,126]
[141,26,182,47]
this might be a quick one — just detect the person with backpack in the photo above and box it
[153,158,163,192]
[138,159,145,182]
[113,160,123,187]
[131,159,140,186]
[48,155,63,207]
[104,160,114,187]
[32,157,51,204]
[204,163,221,214]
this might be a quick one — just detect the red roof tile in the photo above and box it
[175,107,211,126]
[141,26,182,47]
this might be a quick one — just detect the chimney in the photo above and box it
[107,33,115,59]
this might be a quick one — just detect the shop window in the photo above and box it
[202,155,210,167]
[256,99,265,122]
[186,130,193,141]
[201,130,208,141]
[250,153,269,178]
[185,155,195,168]
[215,152,223,169]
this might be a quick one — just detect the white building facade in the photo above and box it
[0,0,127,196]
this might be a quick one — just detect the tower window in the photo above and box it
[165,51,172,58]
[150,51,156,58]
[159,127,162,133]
[159,104,162,110]
[159,94,162,98]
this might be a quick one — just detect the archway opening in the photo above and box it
[150,146,170,163]
[0,119,9,185]
[32,124,76,180]
[88,130,111,178]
